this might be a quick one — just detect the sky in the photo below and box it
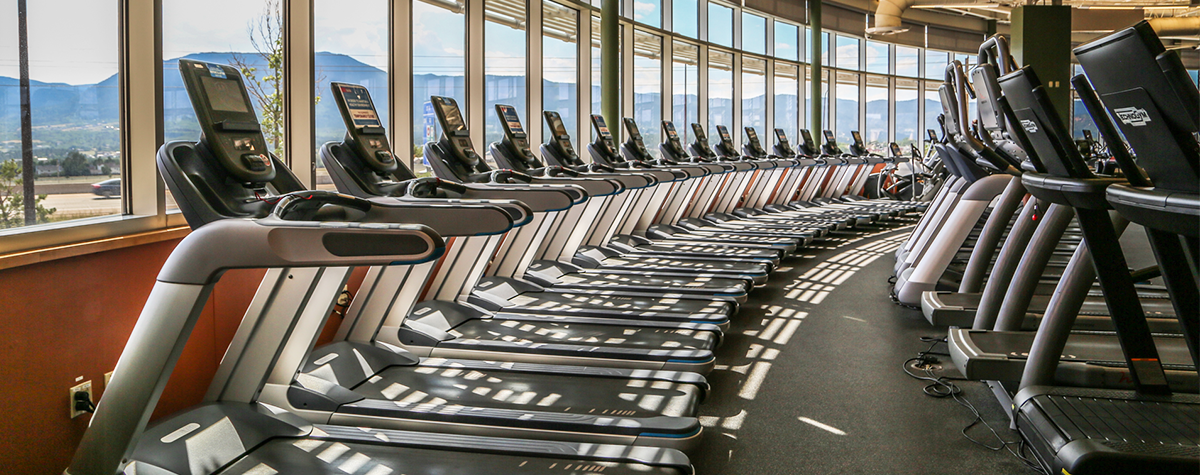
[0,0,120,85]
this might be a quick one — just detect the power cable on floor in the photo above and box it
[902,337,1048,474]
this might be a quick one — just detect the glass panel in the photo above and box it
[835,35,859,71]
[924,50,947,80]
[742,13,766,55]
[806,29,830,66]
[835,77,858,145]
[895,46,918,77]
[1072,95,1097,140]
[1190,69,1198,86]
[591,15,601,117]
[633,31,662,156]
[412,0,466,176]
[865,41,889,75]
[673,0,697,38]
[895,86,918,147]
[955,53,970,69]
[707,50,734,140]
[742,57,767,145]
[672,42,699,143]
[774,63,800,147]
[633,0,661,28]
[864,83,888,153]
[485,0,527,162]
[774,22,798,62]
[924,87,941,138]
[1,0,123,227]
[314,0,388,190]
[543,1,579,142]
[707,3,733,48]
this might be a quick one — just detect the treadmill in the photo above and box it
[66,61,693,475]
[421,96,749,325]
[1011,27,1198,473]
[491,106,785,267]
[320,84,723,371]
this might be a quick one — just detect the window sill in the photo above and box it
[0,222,190,272]
[0,211,189,265]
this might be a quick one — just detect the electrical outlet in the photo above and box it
[104,371,113,388]
[69,380,93,419]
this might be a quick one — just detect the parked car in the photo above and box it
[91,178,120,198]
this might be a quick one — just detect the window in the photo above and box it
[774,63,800,146]
[485,0,528,156]
[895,46,918,78]
[165,0,281,210]
[0,0,122,229]
[742,13,766,55]
[864,79,888,154]
[673,0,698,38]
[865,41,889,75]
[742,57,767,144]
[707,3,733,48]
[633,0,661,28]
[591,15,602,117]
[707,50,734,140]
[543,1,579,142]
[805,29,830,66]
[774,22,799,62]
[672,42,699,143]
[955,53,971,69]
[835,35,860,71]
[925,86,942,138]
[412,0,466,175]
[924,50,947,80]
[895,83,918,147]
[314,0,388,188]
[633,31,663,155]
[834,73,858,144]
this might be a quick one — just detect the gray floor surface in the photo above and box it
[690,221,1038,474]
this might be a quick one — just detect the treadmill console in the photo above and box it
[689,123,717,159]
[798,129,819,156]
[890,142,903,158]
[662,121,688,158]
[621,118,653,161]
[589,114,625,165]
[745,127,767,157]
[773,128,798,157]
[178,59,274,184]
[495,104,543,169]
[543,110,585,167]
[821,130,842,155]
[714,125,738,157]
[331,82,396,174]
[430,95,490,175]
[849,130,868,156]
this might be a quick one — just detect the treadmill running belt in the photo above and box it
[354,366,702,417]
[507,292,731,315]
[449,319,718,349]
[557,273,748,294]
[600,256,768,273]
[221,427,686,474]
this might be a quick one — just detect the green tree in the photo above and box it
[0,160,55,228]
[61,150,89,177]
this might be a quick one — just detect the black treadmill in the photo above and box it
[421,96,745,325]
[1010,26,1199,474]
[66,61,693,475]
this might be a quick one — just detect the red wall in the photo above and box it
[0,238,362,474]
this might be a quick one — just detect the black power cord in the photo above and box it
[902,337,1047,474]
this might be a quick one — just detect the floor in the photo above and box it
[690,221,1037,474]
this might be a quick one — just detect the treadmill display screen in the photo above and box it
[664,122,679,140]
[927,129,937,142]
[624,119,641,140]
[596,124,612,139]
[716,125,732,143]
[337,84,382,128]
[201,76,249,113]
[801,129,814,144]
[774,128,788,144]
[691,123,706,141]
[548,113,569,140]
[890,143,902,156]
[436,97,467,133]
[746,128,758,143]
[851,130,863,145]
[823,130,836,144]
[499,105,525,136]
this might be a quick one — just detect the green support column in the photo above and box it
[602,0,620,139]
[1011,5,1071,127]
[809,0,822,139]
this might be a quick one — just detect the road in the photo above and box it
[42,193,122,219]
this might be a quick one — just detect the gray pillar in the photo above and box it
[602,0,620,140]
[1011,6,1071,127]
